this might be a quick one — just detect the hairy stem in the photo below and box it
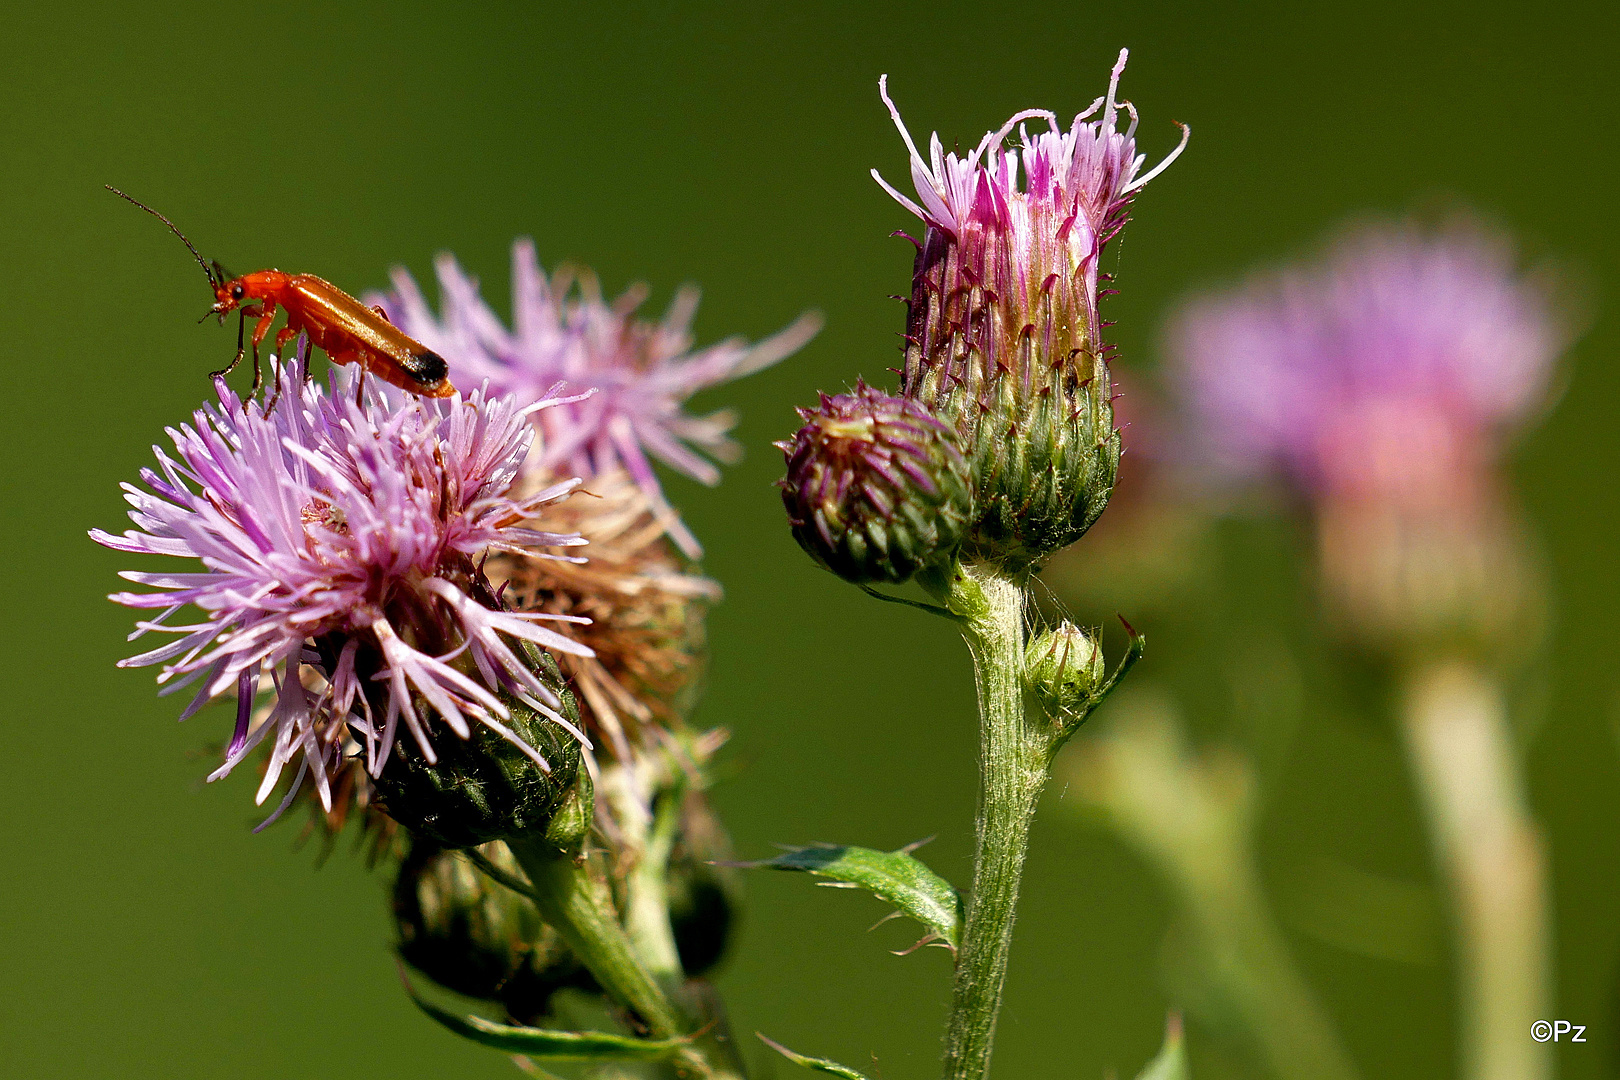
[939,561,1051,1080]
[1401,660,1552,1080]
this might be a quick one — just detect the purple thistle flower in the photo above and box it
[1167,218,1569,501]
[91,356,595,822]
[872,49,1185,567]
[372,241,822,558]
[881,45,1185,281]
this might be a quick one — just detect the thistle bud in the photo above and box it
[874,52,1185,570]
[777,381,971,584]
[374,649,588,850]
[393,838,589,1022]
[1026,622,1105,716]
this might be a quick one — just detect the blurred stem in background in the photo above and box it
[1067,692,1360,1080]
[1401,661,1551,1080]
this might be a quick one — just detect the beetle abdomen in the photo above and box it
[404,349,449,387]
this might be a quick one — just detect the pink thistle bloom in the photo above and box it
[874,48,1187,293]
[872,49,1186,565]
[91,356,594,823]
[373,241,822,558]
[1167,218,1575,651]
[1167,218,1570,503]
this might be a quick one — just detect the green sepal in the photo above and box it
[757,1034,873,1079]
[404,976,687,1061]
[373,644,585,849]
[1133,1014,1188,1080]
[731,840,962,952]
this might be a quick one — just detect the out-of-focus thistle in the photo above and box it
[1168,217,1571,656]
[376,240,821,559]
[1167,215,1575,1080]
[777,380,972,584]
[873,50,1187,571]
[91,355,595,828]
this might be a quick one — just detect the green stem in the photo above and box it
[938,561,1053,1080]
[507,836,748,1080]
[625,782,687,986]
[509,836,686,1039]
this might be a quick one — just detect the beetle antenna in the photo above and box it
[105,185,220,289]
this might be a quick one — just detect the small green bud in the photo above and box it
[374,650,587,849]
[777,380,972,585]
[392,838,588,1022]
[541,763,595,859]
[1025,622,1105,716]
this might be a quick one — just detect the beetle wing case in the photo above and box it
[288,275,454,396]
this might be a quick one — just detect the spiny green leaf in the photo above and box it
[1132,1014,1187,1080]
[758,1034,873,1079]
[731,840,962,951]
[405,979,686,1061]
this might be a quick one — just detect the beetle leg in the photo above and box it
[211,310,249,381]
[371,304,393,325]
[248,312,264,395]
[249,303,279,392]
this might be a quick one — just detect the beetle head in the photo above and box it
[207,270,247,323]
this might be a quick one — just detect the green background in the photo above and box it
[3,2,1616,1077]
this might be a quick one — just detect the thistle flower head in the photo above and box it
[91,356,595,823]
[873,49,1185,261]
[375,241,822,558]
[777,381,972,585]
[876,50,1186,568]
[1169,218,1567,503]
[1167,218,1571,653]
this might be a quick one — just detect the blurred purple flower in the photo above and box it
[374,241,822,558]
[91,357,593,821]
[1167,219,1569,501]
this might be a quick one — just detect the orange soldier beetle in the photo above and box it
[108,187,455,399]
